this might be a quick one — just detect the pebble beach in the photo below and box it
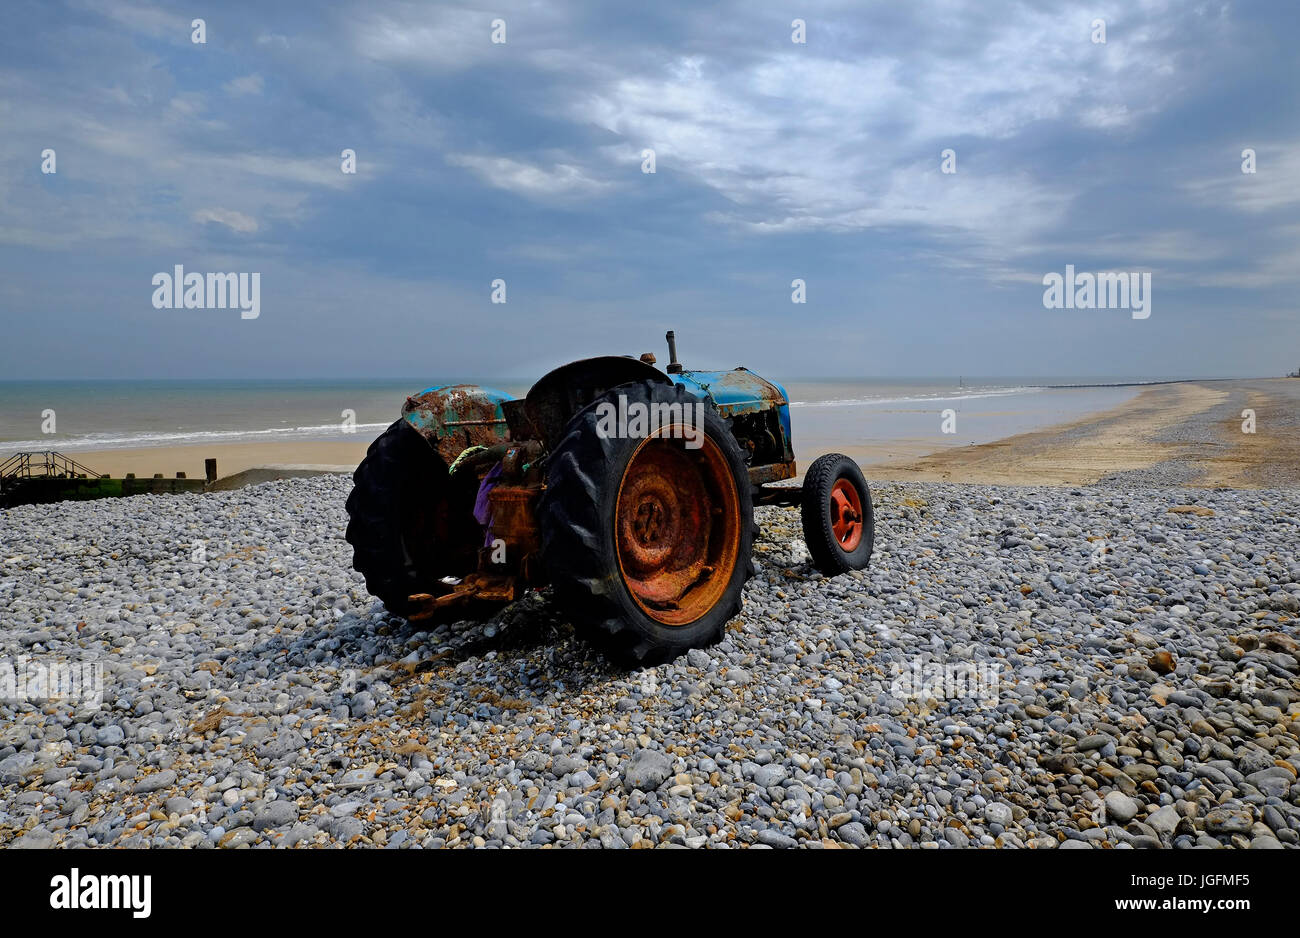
[2,473,1298,849]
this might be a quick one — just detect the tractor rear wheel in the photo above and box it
[344,419,476,618]
[540,381,756,663]
[800,453,874,575]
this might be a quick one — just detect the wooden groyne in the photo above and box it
[0,453,351,507]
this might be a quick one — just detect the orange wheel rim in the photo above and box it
[615,431,741,626]
[829,478,863,551]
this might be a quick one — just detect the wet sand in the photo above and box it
[871,378,1300,488]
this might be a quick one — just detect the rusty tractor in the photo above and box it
[345,332,873,662]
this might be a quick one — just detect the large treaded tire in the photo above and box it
[800,453,874,575]
[539,380,758,663]
[344,419,453,618]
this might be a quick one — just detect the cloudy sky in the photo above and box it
[0,0,1296,380]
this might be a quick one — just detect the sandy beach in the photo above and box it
[854,378,1300,489]
[63,440,372,482]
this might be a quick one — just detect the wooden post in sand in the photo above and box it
[205,459,218,483]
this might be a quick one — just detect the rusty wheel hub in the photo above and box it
[829,478,863,551]
[615,434,740,626]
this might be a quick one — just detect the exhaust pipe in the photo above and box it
[665,330,683,374]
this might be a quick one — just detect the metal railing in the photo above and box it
[0,451,104,482]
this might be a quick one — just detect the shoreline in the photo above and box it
[7,378,1298,490]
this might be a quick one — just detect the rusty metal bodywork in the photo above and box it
[402,384,511,465]
[398,355,797,619]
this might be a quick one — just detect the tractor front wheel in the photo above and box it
[800,453,874,575]
[540,381,756,663]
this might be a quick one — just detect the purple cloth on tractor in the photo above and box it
[473,462,504,547]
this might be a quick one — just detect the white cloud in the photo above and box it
[446,153,609,197]
[192,208,259,233]
[354,7,500,70]
[1183,232,1300,289]
[74,0,190,41]
[1183,144,1300,214]
[223,74,264,96]
[556,2,1184,244]
[0,77,344,251]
